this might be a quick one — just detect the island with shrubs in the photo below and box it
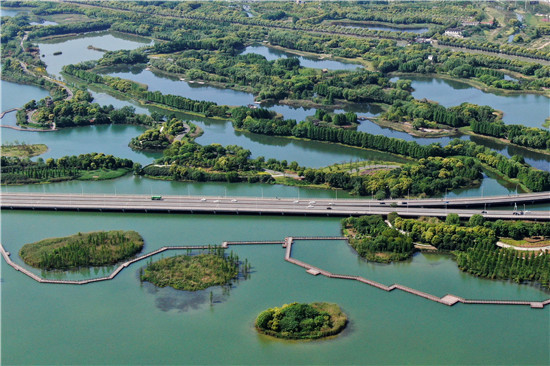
[140,250,250,291]
[19,230,144,270]
[255,302,347,340]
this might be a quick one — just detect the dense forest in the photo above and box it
[456,242,550,288]
[343,215,414,262]
[1,153,134,184]
[129,118,187,151]
[301,156,482,198]
[143,140,276,184]
[391,214,550,288]
[19,90,156,128]
[471,120,550,150]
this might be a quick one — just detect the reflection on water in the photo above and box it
[393,75,550,128]
[143,281,230,313]
[37,31,152,78]
[240,44,363,70]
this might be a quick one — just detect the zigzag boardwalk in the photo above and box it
[282,237,549,309]
[1,239,548,309]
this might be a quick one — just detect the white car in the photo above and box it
[309,201,316,204]
[307,205,314,208]
[231,199,238,202]
[200,198,206,202]
[293,200,299,204]
[213,200,220,203]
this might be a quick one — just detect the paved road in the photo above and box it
[1,193,549,220]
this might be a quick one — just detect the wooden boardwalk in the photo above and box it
[0,108,19,119]
[1,237,549,309]
[283,237,550,309]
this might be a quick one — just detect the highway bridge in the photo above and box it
[1,192,549,220]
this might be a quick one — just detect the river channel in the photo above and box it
[1,24,549,366]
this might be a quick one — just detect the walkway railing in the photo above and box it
[1,238,548,309]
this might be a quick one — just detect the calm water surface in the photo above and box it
[0,8,28,17]
[1,211,548,365]
[37,32,152,78]
[241,45,363,70]
[30,20,58,26]
[106,67,256,106]
[0,80,49,111]
[394,76,550,128]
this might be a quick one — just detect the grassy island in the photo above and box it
[255,302,347,340]
[19,230,144,270]
[141,251,248,291]
[1,143,48,158]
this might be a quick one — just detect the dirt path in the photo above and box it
[497,241,550,251]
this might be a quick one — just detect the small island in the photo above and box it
[19,230,144,270]
[1,143,47,158]
[141,251,248,291]
[255,302,347,340]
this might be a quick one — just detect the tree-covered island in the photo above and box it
[1,153,135,185]
[255,302,347,340]
[19,230,144,270]
[342,213,550,287]
[343,215,414,263]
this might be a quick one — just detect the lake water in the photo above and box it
[0,8,29,17]
[1,211,548,365]
[30,20,58,26]
[393,75,550,128]
[241,44,363,70]
[1,80,49,112]
[106,67,257,106]
[37,31,152,79]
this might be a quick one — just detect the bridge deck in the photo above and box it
[1,193,549,220]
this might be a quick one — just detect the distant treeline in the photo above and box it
[471,121,550,150]
[232,113,550,192]
[1,153,133,184]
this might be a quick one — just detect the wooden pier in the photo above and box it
[1,238,549,309]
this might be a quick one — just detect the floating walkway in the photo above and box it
[1,238,549,309]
